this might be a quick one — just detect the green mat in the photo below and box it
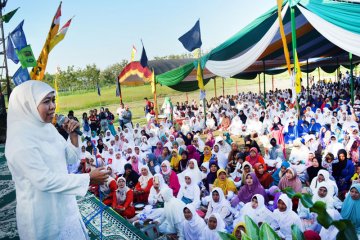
[0,145,149,240]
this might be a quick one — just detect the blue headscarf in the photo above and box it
[341,184,360,234]
[272,161,290,186]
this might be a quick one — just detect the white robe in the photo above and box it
[5,81,90,240]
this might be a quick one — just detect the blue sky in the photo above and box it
[4,0,275,74]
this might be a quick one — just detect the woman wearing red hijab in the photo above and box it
[245,147,267,170]
[254,163,273,189]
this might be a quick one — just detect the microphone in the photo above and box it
[57,114,83,136]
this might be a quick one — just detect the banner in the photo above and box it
[6,36,18,64]
[12,66,30,86]
[30,2,62,80]
[130,45,137,62]
[178,19,202,52]
[196,60,204,90]
[16,45,37,68]
[2,8,19,23]
[10,20,27,50]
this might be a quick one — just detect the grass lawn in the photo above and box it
[54,68,339,126]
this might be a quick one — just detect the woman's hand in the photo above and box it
[62,118,80,135]
[89,167,109,185]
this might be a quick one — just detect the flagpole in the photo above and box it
[199,50,207,127]
[214,77,217,98]
[117,76,123,104]
[152,69,158,123]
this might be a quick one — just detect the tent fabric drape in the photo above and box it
[155,62,194,86]
[204,3,289,78]
[297,4,360,57]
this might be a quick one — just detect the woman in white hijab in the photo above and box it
[139,136,152,154]
[182,204,206,240]
[233,194,274,228]
[228,115,242,136]
[272,194,303,240]
[310,169,338,197]
[200,213,226,240]
[177,173,201,208]
[154,188,185,238]
[5,80,108,240]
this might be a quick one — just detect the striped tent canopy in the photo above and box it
[118,59,215,91]
[155,0,360,87]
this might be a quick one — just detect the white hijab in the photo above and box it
[182,204,206,240]
[161,188,185,226]
[178,159,203,185]
[138,165,153,189]
[200,213,226,240]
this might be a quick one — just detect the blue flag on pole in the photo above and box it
[13,66,30,86]
[178,19,202,52]
[140,46,148,68]
[10,20,27,50]
[97,83,101,96]
[6,36,19,64]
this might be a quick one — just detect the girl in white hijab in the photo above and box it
[178,159,203,186]
[228,115,242,136]
[233,194,274,228]
[200,213,226,240]
[177,173,201,208]
[182,204,206,240]
[272,194,303,240]
[5,80,106,240]
[205,188,232,226]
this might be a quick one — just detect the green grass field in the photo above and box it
[55,68,339,126]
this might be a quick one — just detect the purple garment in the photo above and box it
[231,172,266,207]
[187,145,201,166]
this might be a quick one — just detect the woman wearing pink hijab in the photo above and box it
[160,160,180,197]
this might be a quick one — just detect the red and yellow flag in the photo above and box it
[49,18,72,52]
[30,2,62,80]
[131,45,137,62]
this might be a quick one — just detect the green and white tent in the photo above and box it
[155,0,360,91]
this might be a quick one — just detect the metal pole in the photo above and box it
[272,75,274,91]
[350,53,354,106]
[0,6,11,100]
[235,79,238,95]
[258,74,261,94]
[306,59,309,101]
[222,77,225,97]
[214,78,217,98]
[263,60,266,105]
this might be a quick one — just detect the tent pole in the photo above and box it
[263,60,266,106]
[186,92,189,102]
[214,78,217,98]
[290,4,300,119]
[350,53,354,106]
[318,67,321,83]
[258,74,261,94]
[236,79,238,95]
[272,75,274,92]
[222,77,225,97]
[154,83,158,123]
[306,59,309,101]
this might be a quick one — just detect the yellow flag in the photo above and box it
[131,45,137,62]
[30,3,62,80]
[197,60,204,91]
[151,70,156,94]
[277,0,291,75]
[49,18,72,52]
[295,51,302,93]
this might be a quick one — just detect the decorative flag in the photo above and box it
[178,19,202,52]
[151,70,156,94]
[196,60,204,91]
[49,18,72,52]
[10,20,27,50]
[16,45,37,68]
[130,45,137,62]
[140,46,148,68]
[295,51,302,94]
[97,83,101,96]
[193,48,200,58]
[12,66,30,86]
[30,2,62,80]
[277,0,291,75]
[6,36,18,64]
[2,7,19,23]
